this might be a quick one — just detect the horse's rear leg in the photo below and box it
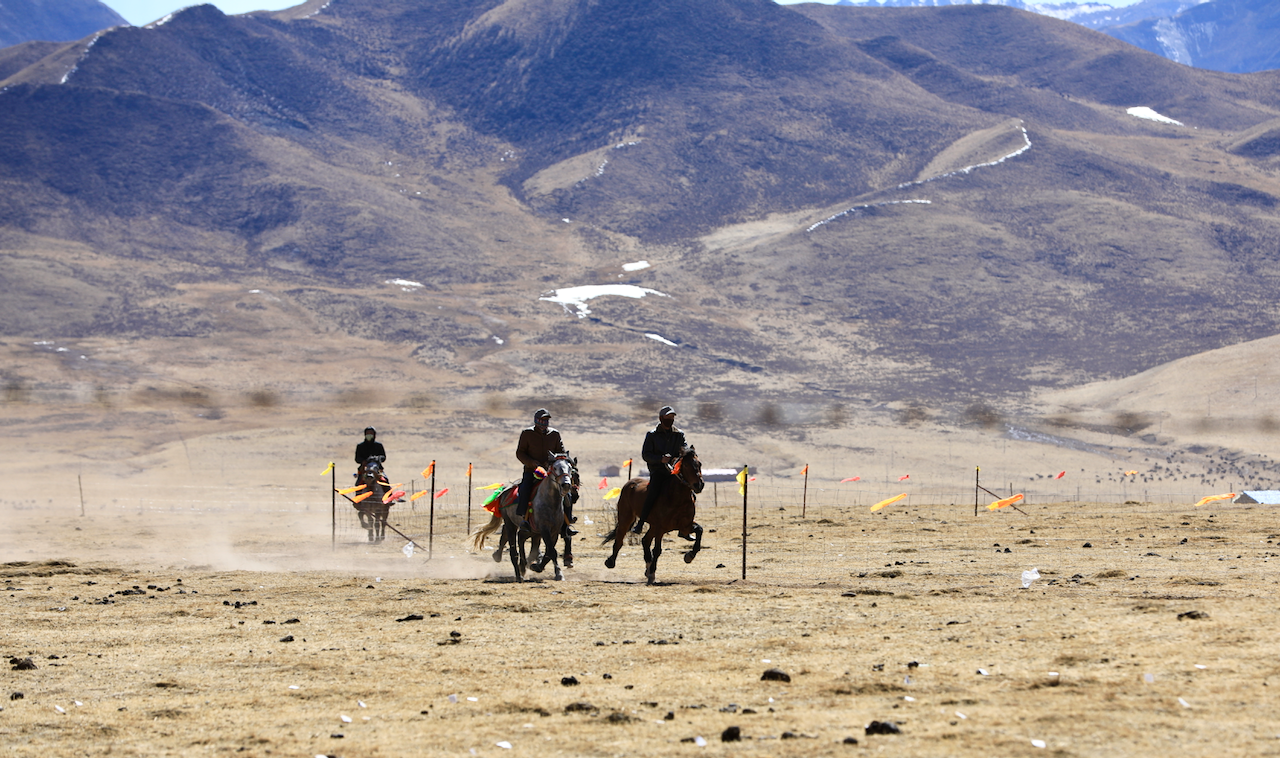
[506,524,523,582]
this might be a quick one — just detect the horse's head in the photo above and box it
[675,446,704,494]
[359,456,384,482]
[548,453,575,490]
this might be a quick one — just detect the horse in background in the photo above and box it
[354,456,393,542]
[602,446,704,584]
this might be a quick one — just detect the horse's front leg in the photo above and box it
[561,528,573,569]
[646,534,663,585]
[683,522,703,564]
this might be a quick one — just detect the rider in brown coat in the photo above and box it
[515,409,566,520]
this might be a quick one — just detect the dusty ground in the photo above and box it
[4,490,1279,757]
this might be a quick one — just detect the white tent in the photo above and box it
[1234,491,1280,505]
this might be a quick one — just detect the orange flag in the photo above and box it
[870,493,907,512]
[898,474,910,481]
[1194,493,1235,507]
[671,458,683,477]
[988,493,1024,510]
[840,476,861,483]
[422,462,435,478]
[801,464,809,475]
[1124,470,1138,476]
[352,491,373,503]
[621,458,633,468]
[409,491,429,502]
[466,463,473,477]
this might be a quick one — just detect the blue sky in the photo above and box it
[103,0,1146,27]
[103,1,300,26]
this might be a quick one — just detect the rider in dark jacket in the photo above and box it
[355,427,386,466]
[632,406,686,533]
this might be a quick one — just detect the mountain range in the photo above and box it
[0,0,125,48]
[2,0,1280,447]
[837,0,1279,73]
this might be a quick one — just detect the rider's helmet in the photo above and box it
[533,409,550,429]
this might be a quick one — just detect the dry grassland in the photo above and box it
[4,493,1280,758]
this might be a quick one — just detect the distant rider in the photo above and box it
[632,406,686,533]
[355,426,386,468]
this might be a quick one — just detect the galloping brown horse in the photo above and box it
[602,446,704,585]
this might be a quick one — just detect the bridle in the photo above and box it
[669,449,704,497]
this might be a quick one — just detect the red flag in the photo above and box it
[1055,471,1066,480]
[898,474,910,481]
[598,477,608,490]
[434,488,449,499]
[840,476,861,483]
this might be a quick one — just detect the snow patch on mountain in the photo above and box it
[1126,106,1183,126]
[540,284,669,318]
[807,200,932,233]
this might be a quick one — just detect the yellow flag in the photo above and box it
[1125,470,1138,476]
[336,485,366,495]
[621,458,633,468]
[870,493,907,512]
[1194,492,1235,507]
[352,491,373,503]
[988,493,1024,511]
[476,483,504,491]
[410,490,429,502]
[321,462,334,476]
[736,465,748,495]
[422,462,435,478]
[603,487,622,501]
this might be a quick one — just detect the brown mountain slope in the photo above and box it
[2,0,1280,439]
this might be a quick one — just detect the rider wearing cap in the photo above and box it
[516,409,567,521]
[632,405,686,533]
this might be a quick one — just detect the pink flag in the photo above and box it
[898,474,910,481]
[840,476,861,483]
[434,488,449,499]
[1055,471,1066,480]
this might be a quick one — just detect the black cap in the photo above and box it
[364,427,376,434]
[659,406,676,417]
[534,408,551,420]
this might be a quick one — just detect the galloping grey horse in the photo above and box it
[526,453,575,581]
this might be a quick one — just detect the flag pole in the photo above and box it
[331,463,337,549]
[467,462,473,535]
[741,464,749,581]
[429,460,436,560]
[801,465,809,518]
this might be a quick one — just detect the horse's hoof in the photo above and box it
[604,556,616,570]
[683,551,697,564]
[491,550,502,563]
[554,572,563,581]
[563,557,573,569]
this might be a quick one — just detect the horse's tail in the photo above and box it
[600,528,617,546]
[471,513,503,551]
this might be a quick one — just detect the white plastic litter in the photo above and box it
[496,741,512,749]
[448,694,459,703]
[1178,698,1191,708]
[54,705,65,714]
[403,542,415,558]
[694,736,707,746]
[340,714,352,723]
[358,700,367,708]
[288,685,300,690]
[1144,673,1155,683]
[955,712,967,719]
[1022,568,1040,588]
[977,669,989,676]
[1032,739,1047,748]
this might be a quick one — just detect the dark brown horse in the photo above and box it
[354,456,394,542]
[602,446,704,584]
